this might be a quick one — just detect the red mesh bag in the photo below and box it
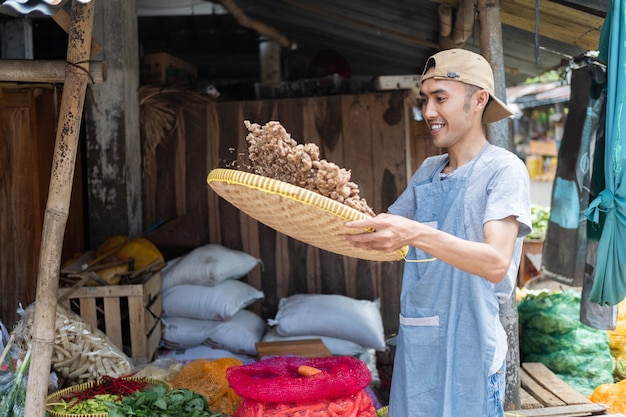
[226,355,376,417]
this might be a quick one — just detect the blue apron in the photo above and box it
[388,149,501,416]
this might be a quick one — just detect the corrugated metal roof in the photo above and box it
[225,0,608,86]
[133,0,609,88]
[0,0,91,16]
[1,0,610,89]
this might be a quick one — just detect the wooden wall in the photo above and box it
[0,86,438,336]
[0,86,85,327]
[146,90,439,336]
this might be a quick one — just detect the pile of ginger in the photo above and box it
[244,120,375,217]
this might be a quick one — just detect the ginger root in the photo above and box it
[245,120,375,216]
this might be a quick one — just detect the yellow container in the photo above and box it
[526,155,543,180]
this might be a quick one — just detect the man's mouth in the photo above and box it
[429,123,445,134]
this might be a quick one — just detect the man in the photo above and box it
[343,49,532,416]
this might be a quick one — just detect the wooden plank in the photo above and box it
[522,363,593,406]
[370,91,409,332]
[102,297,122,350]
[144,294,161,336]
[520,387,544,409]
[256,339,332,358]
[342,94,374,301]
[507,403,606,416]
[128,295,146,362]
[58,283,145,299]
[142,319,161,365]
[521,367,566,407]
[78,297,98,331]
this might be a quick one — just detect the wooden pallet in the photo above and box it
[506,363,610,417]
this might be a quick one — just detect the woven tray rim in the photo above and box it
[207,168,408,262]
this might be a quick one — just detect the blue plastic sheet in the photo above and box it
[584,0,626,305]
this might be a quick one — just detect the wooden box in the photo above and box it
[255,339,332,359]
[141,52,197,86]
[57,272,162,366]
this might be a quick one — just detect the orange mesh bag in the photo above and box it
[170,357,242,415]
[226,355,376,417]
[588,378,626,413]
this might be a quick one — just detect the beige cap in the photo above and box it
[420,48,514,123]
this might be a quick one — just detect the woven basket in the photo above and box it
[46,376,170,417]
[207,168,408,262]
[376,406,389,417]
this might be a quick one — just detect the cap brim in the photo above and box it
[483,95,515,123]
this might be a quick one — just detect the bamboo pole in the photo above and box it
[52,7,102,56]
[0,59,106,83]
[24,1,95,416]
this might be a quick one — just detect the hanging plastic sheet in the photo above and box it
[580,77,618,329]
[584,0,626,306]
[542,56,604,288]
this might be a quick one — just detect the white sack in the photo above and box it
[162,280,264,320]
[161,244,262,291]
[268,294,386,350]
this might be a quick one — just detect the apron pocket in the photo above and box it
[397,313,441,395]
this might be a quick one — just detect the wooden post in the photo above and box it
[24,1,95,416]
[477,0,522,411]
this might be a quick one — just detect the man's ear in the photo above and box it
[475,89,490,113]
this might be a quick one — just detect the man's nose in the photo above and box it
[421,100,437,118]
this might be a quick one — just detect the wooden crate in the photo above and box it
[57,272,162,366]
[141,52,197,86]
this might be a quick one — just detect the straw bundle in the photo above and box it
[138,85,213,175]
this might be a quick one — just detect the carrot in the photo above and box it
[298,365,322,377]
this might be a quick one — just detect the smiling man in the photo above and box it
[343,49,532,417]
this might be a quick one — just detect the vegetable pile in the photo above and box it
[170,358,241,416]
[0,346,30,417]
[518,290,615,395]
[15,304,133,385]
[106,385,224,417]
[227,355,376,417]
[48,375,148,415]
[526,204,550,241]
[47,376,227,417]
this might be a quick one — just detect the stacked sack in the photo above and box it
[265,293,386,384]
[161,244,266,356]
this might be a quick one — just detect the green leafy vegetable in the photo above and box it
[105,385,227,417]
[526,204,550,241]
[0,348,30,417]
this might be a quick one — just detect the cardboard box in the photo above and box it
[58,272,162,366]
[141,52,197,86]
[528,140,558,157]
[373,74,420,90]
